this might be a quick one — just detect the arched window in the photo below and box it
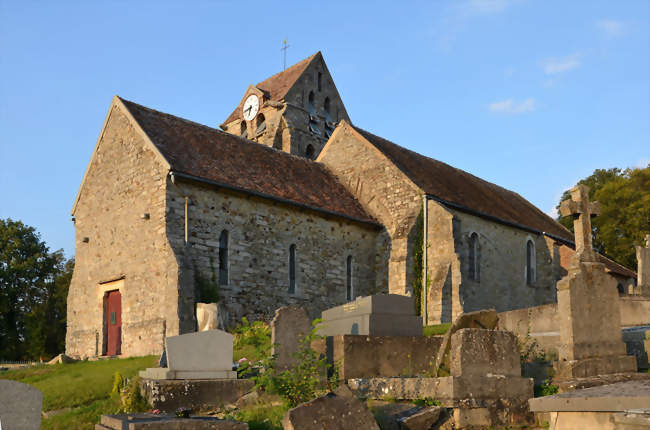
[469,233,480,281]
[526,240,536,285]
[308,92,320,135]
[219,230,229,285]
[305,144,315,159]
[240,121,248,139]
[617,283,625,295]
[317,72,322,92]
[346,255,353,301]
[256,113,266,136]
[289,244,296,294]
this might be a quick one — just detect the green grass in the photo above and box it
[423,323,451,336]
[229,401,289,430]
[0,355,156,430]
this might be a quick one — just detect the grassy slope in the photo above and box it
[0,355,156,430]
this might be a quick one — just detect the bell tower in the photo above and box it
[220,52,349,159]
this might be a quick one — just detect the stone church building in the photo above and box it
[66,52,635,358]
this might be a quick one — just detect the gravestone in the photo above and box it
[0,380,42,430]
[556,185,637,378]
[140,329,236,380]
[636,235,650,296]
[270,306,312,371]
[432,308,498,377]
[282,385,380,430]
[318,294,422,337]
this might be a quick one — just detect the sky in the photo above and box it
[1,0,649,258]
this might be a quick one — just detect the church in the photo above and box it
[65,52,635,358]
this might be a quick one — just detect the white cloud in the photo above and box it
[542,54,581,75]
[596,19,625,37]
[488,98,537,114]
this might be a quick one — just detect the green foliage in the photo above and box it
[413,397,441,407]
[244,319,332,407]
[119,375,150,413]
[0,355,156,430]
[226,401,288,430]
[111,371,125,395]
[0,218,74,360]
[423,323,451,336]
[534,379,559,397]
[411,208,424,316]
[555,166,650,270]
[518,334,546,364]
[233,317,272,362]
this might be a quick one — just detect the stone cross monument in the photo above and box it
[635,234,650,296]
[555,185,637,379]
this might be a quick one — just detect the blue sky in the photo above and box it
[1,0,648,258]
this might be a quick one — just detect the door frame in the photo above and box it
[98,278,124,356]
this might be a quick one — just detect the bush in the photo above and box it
[535,379,559,397]
[242,319,336,407]
[234,317,271,362]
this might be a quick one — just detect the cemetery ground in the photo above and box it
[0,320,463,430]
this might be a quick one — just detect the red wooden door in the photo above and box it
[105,290,122,356]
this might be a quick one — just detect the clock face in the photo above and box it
[242,95,259,121]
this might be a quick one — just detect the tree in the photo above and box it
[0,219,73,360]
[555,165,650,270]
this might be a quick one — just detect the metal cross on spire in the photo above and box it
[281,39,290,71]
[559,184,601,265]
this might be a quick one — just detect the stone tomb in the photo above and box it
[529,379,650,430]
[97,413,248,430]
[349,328,534,428]
[0,380,43,430]
[140,329,236,380]
[317,294,422,337]
[555,185,637,379]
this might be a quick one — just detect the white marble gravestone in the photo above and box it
[140,329,237,380]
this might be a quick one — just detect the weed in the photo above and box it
[534,379,559,397]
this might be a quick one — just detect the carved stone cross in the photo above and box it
[559,184,601,265]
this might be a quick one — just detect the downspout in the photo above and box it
[422,194,428,325]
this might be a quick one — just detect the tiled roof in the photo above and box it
[352,125,574,241]
[222,52,319,125]
[559,245,636,279]
[352,125,636,278]
[119,97,377,225]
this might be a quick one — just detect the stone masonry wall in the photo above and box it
[66,102,179,358]
[318,124,423,296]
[451,210,557,314]
[165,179,386,324]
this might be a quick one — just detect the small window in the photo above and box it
[469,233,480,281]
[308,91,315,115]
[318,72,322,92]
[256,114,266,136]
[240,121,248,139]
[110,311,117,325]
[289,244,296,294]
[526,240,536,285]
[346,255,353,301]
[219,230,229,285]
[617,283,625,295]
[305,144,315,159]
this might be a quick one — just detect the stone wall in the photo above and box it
[318,124,423,295]
[451,210,557,314]
[66,101,180,358]
[166,179,387,324]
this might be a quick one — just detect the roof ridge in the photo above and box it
[118,96,327,165]
[352,124,519,197]
[255,51,320,93]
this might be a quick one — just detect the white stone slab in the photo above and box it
[165,329,233,372]
[0,380,42,430]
